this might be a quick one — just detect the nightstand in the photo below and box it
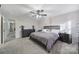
[58,33,72,44]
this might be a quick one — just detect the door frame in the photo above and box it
[1,16,3,44]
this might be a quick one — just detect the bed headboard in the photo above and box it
[43,25,60,30]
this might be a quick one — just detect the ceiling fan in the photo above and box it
[30,9,47,18]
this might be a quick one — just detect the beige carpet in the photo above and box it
[0,37,78,54]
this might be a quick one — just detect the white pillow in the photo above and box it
[42,29,49,32]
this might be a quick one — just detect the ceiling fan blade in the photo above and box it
[30,11,35,14]
[40,14,47,16]
[30,11,38,15]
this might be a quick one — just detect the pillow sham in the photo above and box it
[42,29,49,32]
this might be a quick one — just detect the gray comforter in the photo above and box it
[30,32,59,51]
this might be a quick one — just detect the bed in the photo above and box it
[30,25,60,52]
[30,32,59,51]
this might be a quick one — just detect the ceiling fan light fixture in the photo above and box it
[30,9,47,19]
[41,10,44,12]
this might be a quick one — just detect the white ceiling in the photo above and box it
[0,4,79,19]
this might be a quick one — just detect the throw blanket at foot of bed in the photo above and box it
[30,32,59,51]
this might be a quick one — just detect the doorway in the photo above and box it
[4,20,15,43]
[1,16,15,43]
